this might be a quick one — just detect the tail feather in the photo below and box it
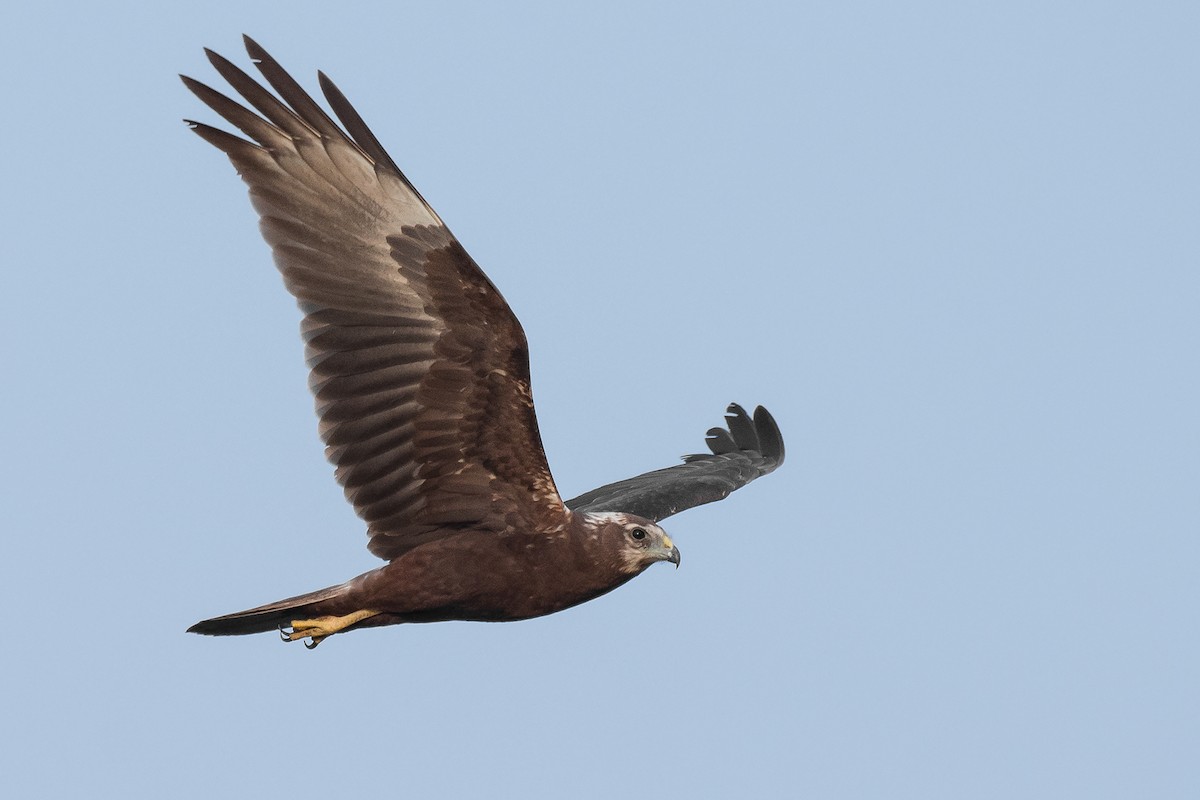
[187,583,350,636]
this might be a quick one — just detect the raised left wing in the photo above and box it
[184,37,570,561]
[566,404,784,522]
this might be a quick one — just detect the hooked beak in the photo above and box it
[660,535,681,569]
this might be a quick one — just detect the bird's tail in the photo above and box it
[187,582,351,636]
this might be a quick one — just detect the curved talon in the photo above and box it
[277,610,380,648]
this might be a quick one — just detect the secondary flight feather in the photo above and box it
[184,37,785,647]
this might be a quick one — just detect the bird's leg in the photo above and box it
[280,609,380,648]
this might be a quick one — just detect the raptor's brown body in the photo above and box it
[184,38,783,647]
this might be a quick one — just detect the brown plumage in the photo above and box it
[184,37,784,647]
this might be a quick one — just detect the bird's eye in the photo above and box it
[631,528,647,540]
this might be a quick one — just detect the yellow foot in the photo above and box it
[280,609,380,649]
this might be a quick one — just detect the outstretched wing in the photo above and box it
[184,37,568,560]
[566,404,785,521]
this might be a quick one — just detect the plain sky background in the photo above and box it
[3,2,1197,797]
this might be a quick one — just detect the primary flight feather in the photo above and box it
[185,37,784,647]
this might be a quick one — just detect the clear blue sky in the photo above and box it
[4,2,1197,797]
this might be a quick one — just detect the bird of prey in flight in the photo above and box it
[184,37,785,648]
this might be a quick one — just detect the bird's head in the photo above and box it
[582,512,680,574]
